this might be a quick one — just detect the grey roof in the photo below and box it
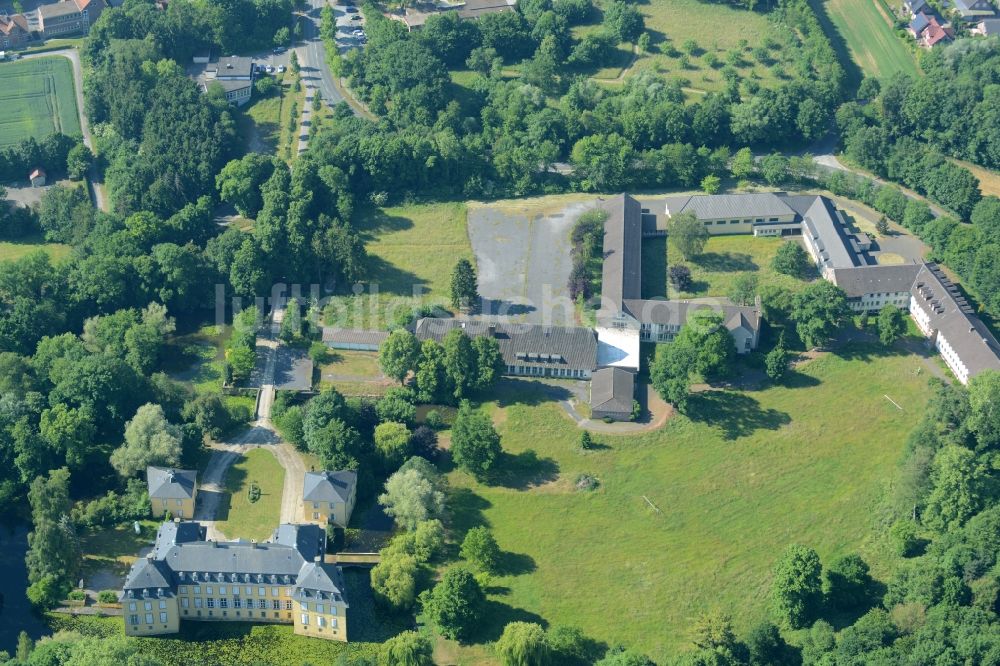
[622,299,760,336]
[590,367,635,414]
[664,193,796,221]
[39,1,83,19]
[906,0,928,12]
[599,194,644,310]
[124,522,345,603]
[206,78,253,94]
[291,562,348,604]
[211,55,254,77]
[953,0,996,17]
[321,328,390,347]
[146,466,197,500]
[122,558,174,593]
[153,521,205,551]
[831,263,922,297]
[303,471,357,503]
[978,17,1000,32]
[911,263,1000,379]
[414,318,599,372]
[910,12,931,32]
[272,523,325,559]
[801,196,864,271]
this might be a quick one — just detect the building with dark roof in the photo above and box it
[302,471,357,527]
[122,521,348,641]
[831,264,922,312]
[590,367,635,421]
[909,263,1000,384]
[952,0,995,21]
[146,466,197,519]
[414,318,600,379]
[598,194,762,369]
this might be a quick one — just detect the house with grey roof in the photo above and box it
[831,264,922,313]
[972,16,1000,33]
[146,467,197,519]
[303,471,357,527]
[322,328,390,351]
[952,0,996,21]
[414,318,600,379]
[590,367,636,421]
[122,521,348,641]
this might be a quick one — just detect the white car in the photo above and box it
[277,65,286,73]
[352,29,365,37]
[265,65,274,74]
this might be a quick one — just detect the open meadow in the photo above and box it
[323,201,472,329]
[0,56,81,146]
[817,0,917,80]
[0,238,71,263]
[444,343,933,660]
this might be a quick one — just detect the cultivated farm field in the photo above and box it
[0,56,81,146]
[444,344,934,660]
[819,0,918,80]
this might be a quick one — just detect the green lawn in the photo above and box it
[0,56,81,146]
[445,345,934,660]
[319,350,384,378]
[0,238,71,263]
[212,448,285,541]
[615,0,801,95]
[658,234,814,300]
[79,520,160,582]
[819,0,918,80]
[323,202,472,330]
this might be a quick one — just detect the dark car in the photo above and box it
[349,14,362,21]
[272,46,286,54]
[344,4,357,10]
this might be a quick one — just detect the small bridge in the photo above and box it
[325,552,381,567]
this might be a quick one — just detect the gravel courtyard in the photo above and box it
[467,197,596,326]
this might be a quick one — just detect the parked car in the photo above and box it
[277,65,286,73]
[272,46,286,54]
[344,4,357,10]
[352,29,365,36]
[349,14,362,20]
[265,65,275,73]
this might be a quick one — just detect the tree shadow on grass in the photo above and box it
[446,487,492,533]
[781,369,821,389]
[686,391,791,440]
[495,550,536,576]
[695,252,757,272]
[831,339,910,363]
[362,255,425,297]
[494,378,573,407]
[486,449,559,490]
[355,205,415,236]
[469,600,548,644]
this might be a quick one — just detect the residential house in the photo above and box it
[952,0,996,21]
[904,0,928,16]
[920,15,954,47]
[196,55,255,105]
[0,13,30,49]
[121,521,349,641]
[971,17,1000,33]
[590,367,635,421]
[146,466,197,519]
[908,11,932,37]
[302,471,357,527]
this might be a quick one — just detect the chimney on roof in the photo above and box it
[251,539,257,549]
[488,324,496,338]
[211,539,218,548]
[314,555,322,563]
[460,321,466,329]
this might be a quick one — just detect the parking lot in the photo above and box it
[467,199,597,326]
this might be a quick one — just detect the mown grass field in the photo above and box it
[212,448,285,541]
[951,158,1000,198]
[445,345,934,660]
[656,234,814,300]
[818,0,917,79]
[0,238,71,263]
[323,202,472,329]
[0,56,81,146]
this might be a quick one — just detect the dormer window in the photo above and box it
[231,573,238,582]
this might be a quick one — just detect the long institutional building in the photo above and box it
[662,191,1000,385]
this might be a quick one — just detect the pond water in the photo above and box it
[0,524,49,655]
